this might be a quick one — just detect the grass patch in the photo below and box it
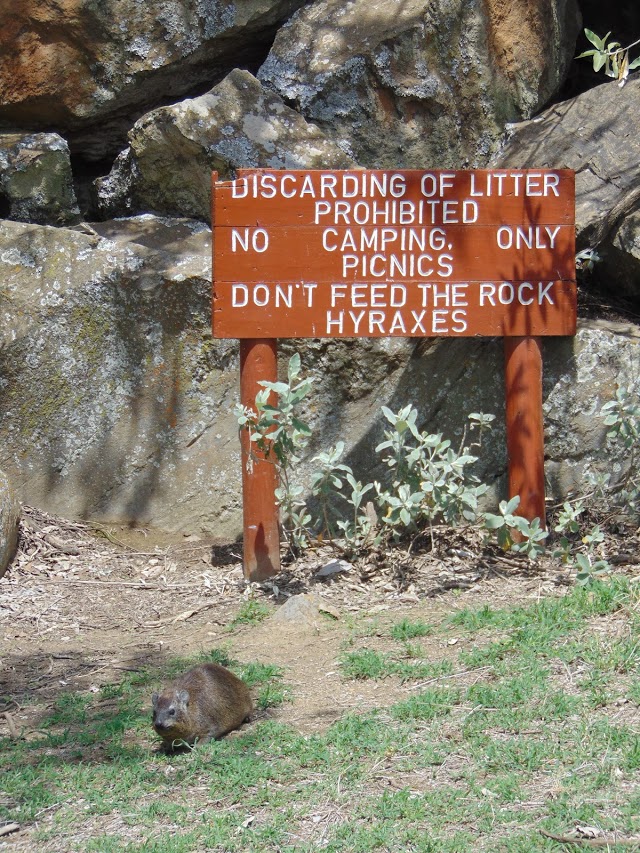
[2,578,639,851]
[340,648,453,682]
[390,617,433,640]
[228,600,272,628]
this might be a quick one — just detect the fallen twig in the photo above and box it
[0,823,20,838]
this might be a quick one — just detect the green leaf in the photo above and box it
[287,352,301,380]
[584,28,608,50]
[291,417,312,435]
[575,553,591,572]
[593,52,607,72]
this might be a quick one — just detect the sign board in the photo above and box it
[212,169,576,339]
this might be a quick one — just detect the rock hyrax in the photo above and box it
[152,662,253,749]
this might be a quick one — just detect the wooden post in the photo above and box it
[504,336,546,526]
[239,339,281,581]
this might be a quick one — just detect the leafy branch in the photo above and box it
[577,29,640,87]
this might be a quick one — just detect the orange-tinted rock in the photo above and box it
[257,0,581,169]
[0,0,309,159]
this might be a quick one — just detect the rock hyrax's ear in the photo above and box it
[151,692,159,708]
[176,689,189,707]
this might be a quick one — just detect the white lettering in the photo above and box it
[498,283,514,304]
[480,283,496,306]
[432,310,449,333]
[518,282,534,305]
[496,227,513,249]
[545,226,560,249]
[231,178,248,198]
[538,282,554,304]
[349,310,366,333]
[302,283,317,307]
[369,311,386,333]
[231,284,248,307]
[331,284,347,306]
[411,310,427,333]
[544,173,560,196]
[389,311,406,334]
[326,311,344,333]
[229,226,270,253]
[451,309,467,333]
[390,284,406,307]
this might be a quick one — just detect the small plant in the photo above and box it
[554,507,613,586]
[235,356,495,555]
[552,499,585,564]
[577,29,640,87]
[336,471,377,549]
[390,618,433,641]
[375,404,491,549]
[483,496,548,559]
[601,383,640,514]
[309,441,352,539]
[575,247,601,274]
[229,600,272,628]
[234,352,314,551]
[575,552,611,586]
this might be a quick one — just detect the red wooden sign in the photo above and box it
[212,169,576,339]
[210,169,576,582]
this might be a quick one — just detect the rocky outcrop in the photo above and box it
[0,0,639,538]
[0,132,80,225]
[0,0,309,160]
[1,213,637,535]
[0,469,19,577]
[257,0,581,168]
[96,69,355,220]
[493,76,640,300]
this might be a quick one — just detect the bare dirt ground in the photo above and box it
[3,505,636,735]
[1,506,639,850]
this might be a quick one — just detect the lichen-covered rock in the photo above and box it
[493,76,640,302]
[542,321,640,497]
[0,216,243,536]
[0,469,19,578]
[257,0,581,168]
[0,0,309,160]
[96,69,355,220]
[0,132,80,225]
[606,212,640,303]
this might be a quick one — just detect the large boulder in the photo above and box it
[0,0,309,160]
[96,69,355,220]
[0,468,19,577]
[493,76,640,303]
[0,216,242,536]
[0,132,80,225]
[257,0,581,168]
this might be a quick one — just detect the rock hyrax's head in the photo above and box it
[151,688,189,741]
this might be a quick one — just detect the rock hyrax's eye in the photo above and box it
[169,708,176,716]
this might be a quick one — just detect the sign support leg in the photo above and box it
[504,336,546,527]
[239,338,281,581]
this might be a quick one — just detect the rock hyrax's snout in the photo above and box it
[152,689,189,734]
[151,663,253,749]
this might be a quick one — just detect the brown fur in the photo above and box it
[151,663,253,749]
